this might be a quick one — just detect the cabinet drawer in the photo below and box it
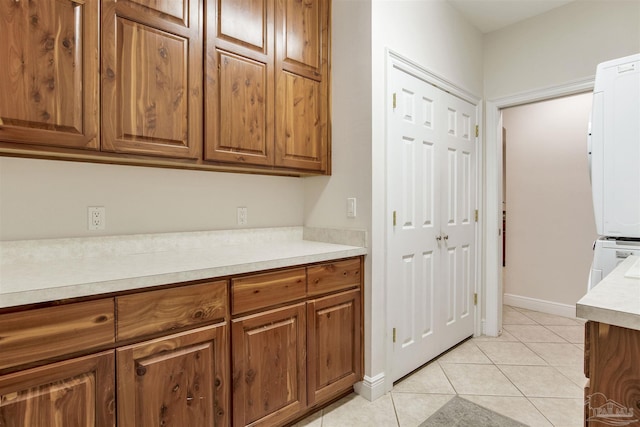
[232,268,306,315]
[0,299,115,371]
[307,258,361,296]
[116,280,228,341]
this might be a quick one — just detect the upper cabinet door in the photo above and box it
[275,0,330,173]
[205,0,275,166]
[0,0,99,150]
[277,0,324,78]
[101,0,203,159]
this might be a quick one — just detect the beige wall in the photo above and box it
[484,0,640,99]
[304,0,372,233]
[0,157,304,240]
[503,92,598,306]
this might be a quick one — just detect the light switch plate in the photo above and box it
[347,198,356,218]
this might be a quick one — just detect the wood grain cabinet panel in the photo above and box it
[232,303,306,427]
[0,299,114,372]
[231,267,306,315]
[207,0,330,173]
[101,0,202,158]
[0,0,99,150]
[278,0,322,76]
[307,289,362,406]
[206,50,273,165]
[274,0,330,172]
[116,280,228,341]
[117,323,229,427]
[585,321,640,427]
[205,0,275,166]
[307,258,362,296]
[217,0,269,52]
[0,351,115,427]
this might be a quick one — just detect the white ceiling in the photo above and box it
[447,0,575,33]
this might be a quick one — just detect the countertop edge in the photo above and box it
[576,302,640,331]
[0,239,367,309]
[576,255,640,331]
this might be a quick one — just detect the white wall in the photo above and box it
[0,157,304,240]
[484,0,640,99]
[503,93,598,308]
[369,0,483,396]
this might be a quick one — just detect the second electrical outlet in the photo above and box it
[88,206,106,230]
[237,207,248,225]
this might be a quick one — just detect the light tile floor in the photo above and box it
[294,305,587,427]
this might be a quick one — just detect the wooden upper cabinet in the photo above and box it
[275,0,330,172]
[205,0,275,166]
[0,351,115,427]
[101,0,203,159]
[0,0,99,150]
[207,0,330,173]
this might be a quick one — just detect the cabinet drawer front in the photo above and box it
[0,299,114,371]
[232,268,306,315]
[117,280,228,341]
[307,258,361,296]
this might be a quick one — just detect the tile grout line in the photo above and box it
[503,306,586,426]
[388,390,402,427]
[491,307,558,426]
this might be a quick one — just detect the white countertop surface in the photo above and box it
[576,255,640,331]
[0,227,367,309]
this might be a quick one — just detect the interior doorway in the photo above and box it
[500,93,598,317]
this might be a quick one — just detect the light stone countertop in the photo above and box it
[0,227,367,309]
[576,255,640,331]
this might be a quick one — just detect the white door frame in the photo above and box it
[384,50,482,391]
[483,78,594,336]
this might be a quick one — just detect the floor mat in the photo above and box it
[419,396,528,427]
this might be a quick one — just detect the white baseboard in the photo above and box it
[353,372,386,402]
[503,293,577,318]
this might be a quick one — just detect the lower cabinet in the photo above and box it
[117,323,229,427]
[0,256,363,427]
[0,351,115,427]
[307,289,362,406]
[231,258,363,427]
[232,303,307,427]
[584,321,640,427]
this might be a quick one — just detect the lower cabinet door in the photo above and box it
[232,303,307,427]
[117,323,229,427]
[0,351,115,427]
[307,289,362,405]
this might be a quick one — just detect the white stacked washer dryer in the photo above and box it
[588,53,640,289]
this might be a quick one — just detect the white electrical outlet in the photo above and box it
[237,207,248,225]
[347,198,357,218]
[88,206,106,230]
